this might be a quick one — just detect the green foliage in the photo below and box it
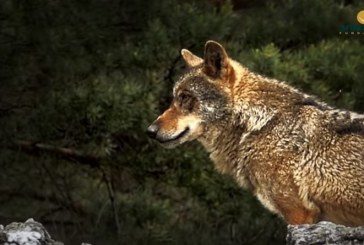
[0,0,363,244]
[242,39,364,110]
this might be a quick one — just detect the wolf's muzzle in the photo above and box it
[147,121,190,144]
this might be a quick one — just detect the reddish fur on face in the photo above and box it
[155,104,181,133]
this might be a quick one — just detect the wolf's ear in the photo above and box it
[181,49,203,67]
[203,41,230,78]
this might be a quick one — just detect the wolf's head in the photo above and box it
[147,41,240,148]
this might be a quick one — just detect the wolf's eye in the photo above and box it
[178,93,195,112]
[179,94,190,104]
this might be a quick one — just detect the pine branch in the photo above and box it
[6,140,100,168]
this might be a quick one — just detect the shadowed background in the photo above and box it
[0,0,363,244]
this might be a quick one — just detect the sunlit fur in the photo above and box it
[148,41,364,226]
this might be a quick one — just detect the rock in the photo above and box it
[0,218,64,245]
[287,221,364,245]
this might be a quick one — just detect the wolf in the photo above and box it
[147,40,364,226]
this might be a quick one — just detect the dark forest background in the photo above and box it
[0,0,363,244]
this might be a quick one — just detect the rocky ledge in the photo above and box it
[287,221,364,245]
[1,219,364,244]
[0,219,92,245]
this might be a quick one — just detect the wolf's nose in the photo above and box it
[146,123,159,139]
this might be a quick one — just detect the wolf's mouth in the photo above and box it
[158,127,190,144]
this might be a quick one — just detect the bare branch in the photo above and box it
[101,168,121,236]
[0,187,87,217]
[6,140,100,168]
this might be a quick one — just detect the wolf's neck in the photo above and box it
[198,123,249,175]
[233,102,276,132]
[197,107,276,183]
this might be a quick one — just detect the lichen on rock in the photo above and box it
[287,221,364,245]
[0,218,63,245]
